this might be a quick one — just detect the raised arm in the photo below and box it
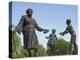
[34,19,49,33]
[46,34,52,39]
[35,21,44,32]
[63,26,68,35]
[60,26,68,36]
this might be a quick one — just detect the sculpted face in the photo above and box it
[26,8,33,17]
[66,19,71,25]
[52,29,56,33]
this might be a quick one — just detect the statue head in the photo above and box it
[52,29,56,33]
[66,19,71,25]
[26,8,33,17]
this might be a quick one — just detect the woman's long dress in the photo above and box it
[16,15,43,49]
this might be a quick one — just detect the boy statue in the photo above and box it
[60,19,77,55]
[15,8,49,57]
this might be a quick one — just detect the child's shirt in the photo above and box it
[47,33,57,46]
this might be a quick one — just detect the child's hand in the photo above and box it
[45,36,48,39]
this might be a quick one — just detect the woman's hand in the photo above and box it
[43,29,49,34]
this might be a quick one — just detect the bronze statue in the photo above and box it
[60,19,77,55]
[46,29,57,55]
[15,8,49,57]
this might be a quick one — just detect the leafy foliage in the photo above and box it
[11,27,78,58]
[37,44,47,56]
[12,31,29,58]
[11,31,47,58]
[46,38,70,55]
[55,38,69,55]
